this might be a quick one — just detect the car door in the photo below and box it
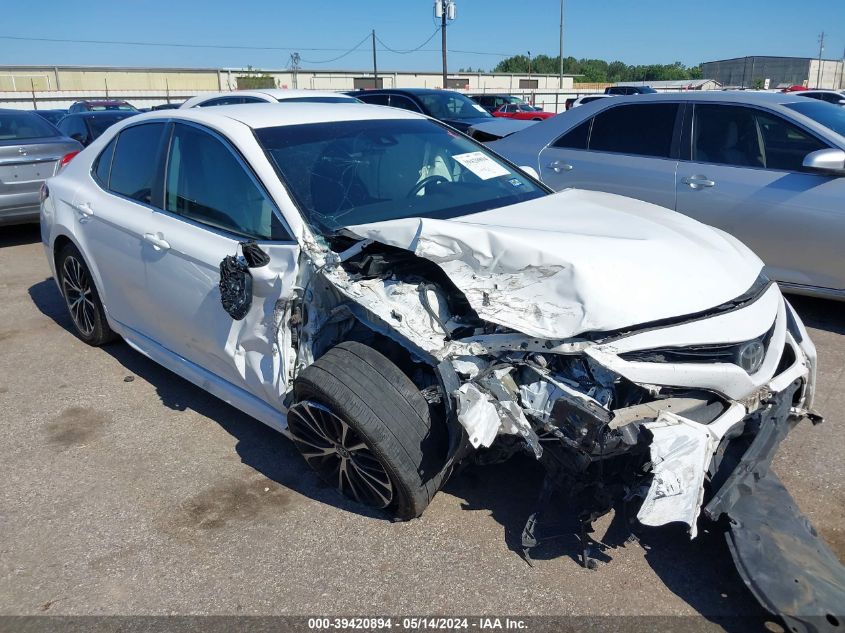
[675,102,845,291]
[139,121,300,406]
[538,102,681,210]
[73,122,169,337]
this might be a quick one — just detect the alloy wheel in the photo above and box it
[288,401,395,509]
[61,255,97,337]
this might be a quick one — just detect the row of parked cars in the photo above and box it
[33,88,843,627]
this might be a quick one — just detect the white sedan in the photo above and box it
[40,103,832,625]
[180,88,360,108]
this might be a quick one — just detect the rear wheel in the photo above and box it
[57,243,116,346]
[288,341,447,519]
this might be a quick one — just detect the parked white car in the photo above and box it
[40,103,834,627]
[569,94,614,108]
[795,89,845,106]
[180,89,360,108]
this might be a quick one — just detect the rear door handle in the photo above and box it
[72,202,94,218]
[548,160,573,173]
[681,175,716,189]
[143,233,170,251]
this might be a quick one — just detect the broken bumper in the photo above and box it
[704,380,845,633]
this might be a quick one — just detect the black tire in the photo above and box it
[56,243,117,346]
[289,341,447,519]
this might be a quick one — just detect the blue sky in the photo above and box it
[1,0,843,71]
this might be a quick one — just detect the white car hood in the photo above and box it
[345,189,764,340]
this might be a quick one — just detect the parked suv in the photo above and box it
[491,92,845,299]
[346,88,493,132]
[68,100,137,113]
[605,85,657,95]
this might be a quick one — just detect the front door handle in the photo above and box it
[681,175,716,189]
[548,160,573,173]
[72,202,94,218]
[143,233,170,251]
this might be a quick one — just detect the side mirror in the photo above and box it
[802,148,845,176]
[519,165,540,180]
[838,99,845,106]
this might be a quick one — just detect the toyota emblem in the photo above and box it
[737,340,765,374]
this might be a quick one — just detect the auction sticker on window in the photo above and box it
[453,152,511,180]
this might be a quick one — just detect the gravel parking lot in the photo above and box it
[1,224,843,627]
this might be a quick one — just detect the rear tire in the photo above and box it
[289,341,447,519]
[56,243,117,346]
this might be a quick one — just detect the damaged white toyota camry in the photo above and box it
[41,104,843,629]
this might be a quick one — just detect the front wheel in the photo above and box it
[288,342,447,519]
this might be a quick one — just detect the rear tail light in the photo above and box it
[57,151,80,172]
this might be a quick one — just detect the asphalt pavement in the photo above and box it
[0,224,842,629]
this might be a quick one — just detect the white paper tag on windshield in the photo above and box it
[472,103,488,113]
[453,152,510,180]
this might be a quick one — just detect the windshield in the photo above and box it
[86,112,135,137]
[256,118,545,236]
[0,111,60,141]
[785,101,845,137]
[416,92,492,120]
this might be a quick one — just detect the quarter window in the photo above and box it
[164,123,284,240]
[589,103,679,158]
[552,119,591,149]
[109,123,167,204]
[92,137,116,187]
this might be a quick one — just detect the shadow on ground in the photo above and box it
[1,224,41,248]
[30,276,772,629]
[786,293,845,336]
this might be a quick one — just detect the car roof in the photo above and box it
[181,89,355,108]
[121,102,425,130]
[74,100,130,105]
[353,88,461,97]
[578,90,816,106]
[63,110,135,117]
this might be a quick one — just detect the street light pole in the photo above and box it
[372,30,378,88]
[559,0,564,88]
[436,1,456,89]
[441,3,447,88]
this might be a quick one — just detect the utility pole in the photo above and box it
[816,32,825,88]
[290,52,301,89]
[558,0,564,88]
[435,1,456,88]
[372,30,379,88]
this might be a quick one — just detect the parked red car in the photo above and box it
[492,103,555,121]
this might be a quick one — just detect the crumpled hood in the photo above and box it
[345,189,764,340]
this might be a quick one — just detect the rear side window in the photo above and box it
[552,119,591,149]
[589,103,679,158]
[109,123,167,204]
[389,95,422,112]
[92,138,116,187]
[358,93,390,106]
[165,123,285,240]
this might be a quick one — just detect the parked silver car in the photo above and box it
[492,92,845,299]
[1,109,82,226]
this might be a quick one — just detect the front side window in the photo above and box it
[165,123,284,240]
[0,111,59,140]
[256,118,545,236]
[200,96,247,107]
[589,103,679,158]
[109,123,167,204]
[693,104,827,171]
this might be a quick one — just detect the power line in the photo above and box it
[0,33,517,61]
[375,28,441,54]
[299,33,372,64]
